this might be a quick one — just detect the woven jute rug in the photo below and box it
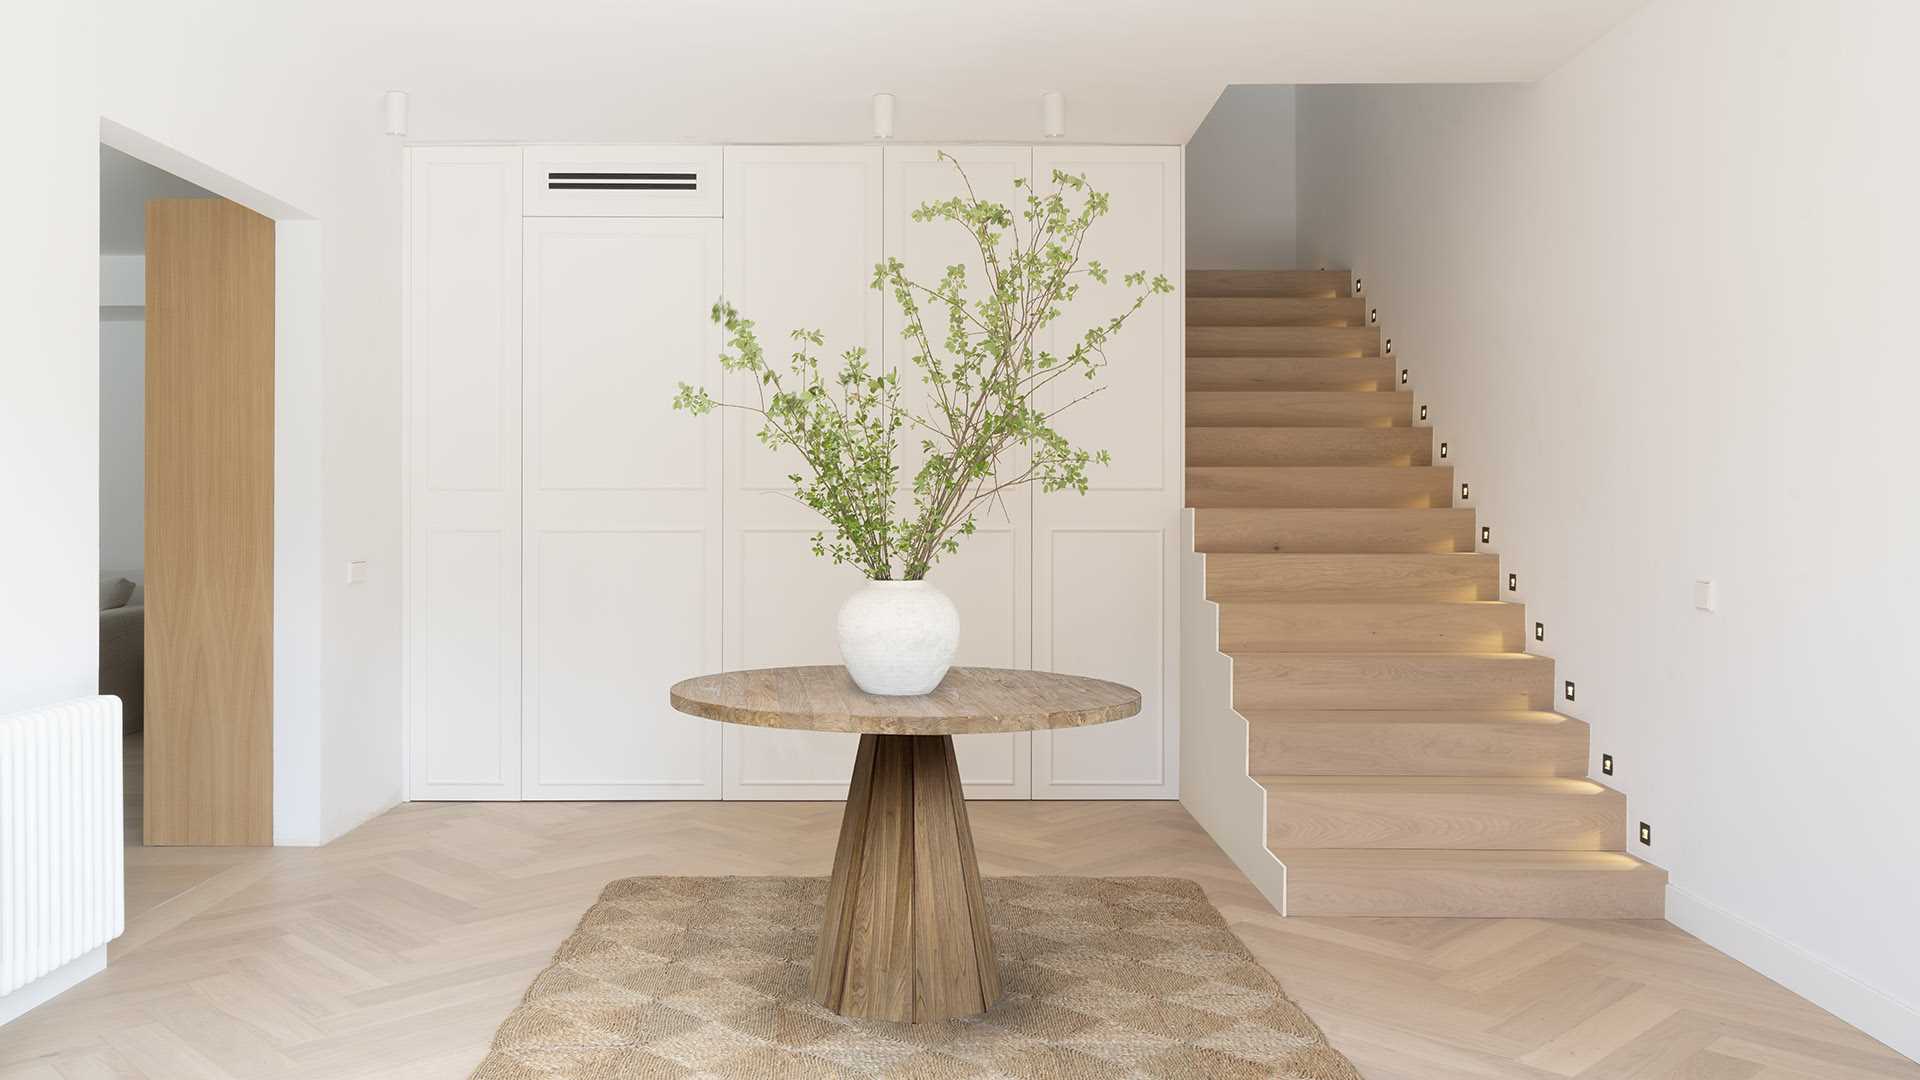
[472,875,1360,1079]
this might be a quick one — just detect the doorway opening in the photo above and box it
[98,140,288,925]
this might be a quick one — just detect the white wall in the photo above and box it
[1186,86,1297,269]
[98,4,404,842]
[1296,0,1919,1058]
[0,1,98,718]
[0,0,102,1023]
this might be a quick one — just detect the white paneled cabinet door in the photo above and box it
[1031,147,1183,799]
[407,147,525,800]
[521,218,724,799]
[883,145,1034,798]
[722,146,883,799]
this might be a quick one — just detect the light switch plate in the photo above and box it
[1693,578,1716,612]
[346,560,368,585]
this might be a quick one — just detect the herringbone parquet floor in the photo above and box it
[1,801,1912,1079]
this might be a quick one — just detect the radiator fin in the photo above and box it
[0,696,125,996]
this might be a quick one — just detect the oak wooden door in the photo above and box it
[144,197,275,844]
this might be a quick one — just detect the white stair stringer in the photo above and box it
[1178,509,1289,915]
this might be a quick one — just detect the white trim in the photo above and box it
[313,795,402,847]
[0,947,106,1027]
[1665,883,1920,1064]
[273,220,326,845]
[1176,510,1287,914]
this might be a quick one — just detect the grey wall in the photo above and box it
[98,146,216,576]
[99,317,144,575]
[1185,85,1297,269]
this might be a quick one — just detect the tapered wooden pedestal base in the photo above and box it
[811,733,1001,1023]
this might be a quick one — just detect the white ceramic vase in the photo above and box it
[836,579,960,696]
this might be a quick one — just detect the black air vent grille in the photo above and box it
[547,170,698,191]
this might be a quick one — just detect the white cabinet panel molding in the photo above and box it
[406,143,1181,803]
[721,146,884,799]
[1030,146,1183,799]
[883,145,1036,798]
[520,217,724,799]
[406,146,525,800]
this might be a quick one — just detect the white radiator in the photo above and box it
[0,696,124,997]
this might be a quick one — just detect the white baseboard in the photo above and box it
[316,794,402,846]
[1665,884,1919,1065]
[0,946,106,1026]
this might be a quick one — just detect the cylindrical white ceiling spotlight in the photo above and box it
[1041,91,1065,139]
[872,93,896,140]
[383,90,410,137]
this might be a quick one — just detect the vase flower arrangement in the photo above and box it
[674,154,1171,693]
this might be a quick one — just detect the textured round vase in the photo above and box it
[836,580,960,696]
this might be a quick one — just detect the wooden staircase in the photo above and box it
[1187,269,1667,918]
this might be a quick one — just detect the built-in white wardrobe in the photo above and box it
[406,143,1182,802]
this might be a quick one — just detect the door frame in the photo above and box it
[100,120,326,845]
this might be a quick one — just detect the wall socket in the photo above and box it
[1693,578,1717,612]
[346,560,368,585]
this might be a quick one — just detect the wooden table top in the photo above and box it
[668,666,1141,736]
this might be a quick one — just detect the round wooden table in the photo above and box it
[669,665,1140,1023]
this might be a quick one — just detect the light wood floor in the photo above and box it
[1,801,1912,1079]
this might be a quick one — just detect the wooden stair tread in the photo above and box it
[1275,848,1668,917]
[1188,356,1398,392]
[1246,710,1590,778]
[1188,466,1452,509]
[1188,390,1412,428]
[1187,427,1433,467]
[1218,601,1524,653]
[1243,708,1576,726]
[1272,848,1660,872]
[1187,269,1352,298]
[1262,774,1625,851]
[1257,776,1613,794]
[1207,552,1500,601]
[1230,652,1556,710]
[1190,325,1382,358]
[1187,296,1367,326]
[1192,508,1476,554]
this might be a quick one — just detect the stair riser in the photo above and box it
[1220,603,1524,653]
[1193,510,1476,554]
[1188,391,1411,428]
[1188,270,1351,298]
[1187,357,1397,392]
[1188,467,1453,509]
[1280,863,1667,918]
[1187,428,1433,467]
[1231,655,1555,710]
[1187,297,1367,326]
[1267,787,1625,850]
[1190,326,1381,357]
[1207,555,1500,601]
[1250,718,1590,776]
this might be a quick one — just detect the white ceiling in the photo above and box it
[154,0,1650,145]
[99,145,215,254]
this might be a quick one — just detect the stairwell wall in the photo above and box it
[1294,0,1918,1059]
[1186,85,1298,269]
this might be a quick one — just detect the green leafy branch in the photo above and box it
[675,154,1173,580]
